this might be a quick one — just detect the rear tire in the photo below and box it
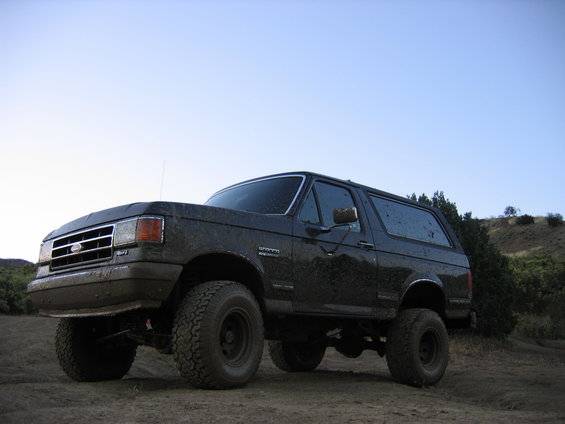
[385,308,448,387]
[172,281,264,389]
[55,317,137,382]
[268,340,326,372]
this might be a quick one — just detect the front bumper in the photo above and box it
[27,262,183,317]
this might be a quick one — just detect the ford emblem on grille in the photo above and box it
[70,243,84,254]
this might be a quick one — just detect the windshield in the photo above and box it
[205,176,304,214]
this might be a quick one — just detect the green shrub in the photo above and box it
[516,313,564,340]
[460,214,516,337]
[510,255,565,315]
[0,264,36,314]
[545,288,565,336]
[511,256,565,340]
[515,214,535,225]
[546,213,563,227]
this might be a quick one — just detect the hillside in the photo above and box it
[484,217,565,260]
[0,259,35,269]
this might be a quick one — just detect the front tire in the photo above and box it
[385,308,448,387]
[268,340,326,372]
[172,281,264,389]
[55,317,137,382]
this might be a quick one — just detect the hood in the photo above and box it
[43,201,292,241]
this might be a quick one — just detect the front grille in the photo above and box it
[51,225,114,270]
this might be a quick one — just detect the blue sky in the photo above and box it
[1,0,564,261]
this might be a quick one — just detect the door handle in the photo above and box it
[358,240,375,249]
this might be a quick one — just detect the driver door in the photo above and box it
[292,180,377,316]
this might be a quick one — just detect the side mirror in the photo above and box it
[333,207,358,225]
[317,207,359,233]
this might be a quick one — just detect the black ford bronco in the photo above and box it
[28,172,472,389]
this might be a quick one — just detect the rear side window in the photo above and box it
[370,196,451,247]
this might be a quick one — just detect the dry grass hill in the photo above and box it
[484,217,565,260]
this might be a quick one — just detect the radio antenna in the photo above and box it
[160,160,166,200]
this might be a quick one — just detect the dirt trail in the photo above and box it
[1,315,564,423]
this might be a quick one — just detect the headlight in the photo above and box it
[38,240,53,263]
[114,216,164,247]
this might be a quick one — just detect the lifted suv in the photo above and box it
[28,172,472,388]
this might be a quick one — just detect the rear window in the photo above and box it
[370,195,452,247]
[205,176,304,214]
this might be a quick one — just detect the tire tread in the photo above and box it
[172,281,263,389]
[386,308,448,387]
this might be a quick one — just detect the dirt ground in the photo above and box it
[1,315,564,424]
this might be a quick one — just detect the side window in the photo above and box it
[299,189,321,225]
[371,196,451,247]
[314,182,360,232]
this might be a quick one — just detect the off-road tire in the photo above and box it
[55,317,137,382]
[385,308,448,387]
[172,281,264,389]
[268,340,326,372]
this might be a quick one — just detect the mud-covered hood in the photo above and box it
[43,202,291,241]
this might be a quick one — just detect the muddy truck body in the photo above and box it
[28,172,472,388]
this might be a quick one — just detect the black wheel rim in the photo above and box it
[219,308,251,365]
[419,329,440,369]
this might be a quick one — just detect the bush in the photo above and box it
[0,264,36,314]
[459,214,516,337]
[510,255,565,315]
[516,313,564,340]
[546,213,563,227]
[515,214,535,225]
[510,256,565,340]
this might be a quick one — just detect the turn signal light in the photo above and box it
[114,216,164,247]
[136,217,164,242]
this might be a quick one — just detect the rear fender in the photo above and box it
[400,275,446,316]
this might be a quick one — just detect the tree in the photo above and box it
[504,206,520,217]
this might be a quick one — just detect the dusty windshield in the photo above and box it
[205,176,304,214]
